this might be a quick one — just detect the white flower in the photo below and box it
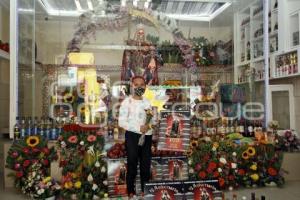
[219,157,227,164]
[231,163,237,169]
[32,172,36,177]
[218,168,222,173]
[101,166,106,173]
[87,174,93,182]
[92,183,98,191]
[103,180,108,186]
[61,141,66,148]
[80,141,84,145]
[189,168,194,174]
[93,195,100,200]
[37,188,45,195]
[232,152,237,157]
[228,186,233,191]
[188,159,192,165]
[212,147,217,151]
[95,161,100,168]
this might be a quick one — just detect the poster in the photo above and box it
[144,181,185,200]
[184,180,219,200]
[161,156,188,181]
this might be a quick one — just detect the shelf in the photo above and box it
[0,49,9,60]
[237,61,250,67]
[253,56,264,62]
[271,73,300,80]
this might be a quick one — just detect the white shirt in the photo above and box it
[118,96,153,135]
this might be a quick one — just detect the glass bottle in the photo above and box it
[14,117,20,140]
[20,117,26,138]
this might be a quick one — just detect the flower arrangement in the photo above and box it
[276,130,300,152]
[58,124,108,199]
[6,135,57,198]
[187,139,285,189]
[33,176,61,199]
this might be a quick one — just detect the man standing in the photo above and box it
[118,76,153,199]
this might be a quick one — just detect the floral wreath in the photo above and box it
[63,1,197,70]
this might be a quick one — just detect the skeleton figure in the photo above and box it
[173,160,180,180]
[161,190,171,200]
[200,188,211,200]
[118,162,127,184]
[170,116,180,138]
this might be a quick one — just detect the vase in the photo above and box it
[45,196,55,200]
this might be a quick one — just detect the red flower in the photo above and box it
[68,135,78,143]
[23,147,30,154]
[228,174,235,181]
[195,164,201,171]
[43,159,49,166]
[11,151,18,158]
[31,159,38,164]
[198,171,207,179]
[219,177,225,187]
[23,160,31,168]
[213,171,220,178]
[203,155,210,161]
[206,168,213,174]
[267,167,278,176]
[14,163,21,170]
[42,147,50,155]
[32,147,40,153]
[16,171,23,178]
[208,162,217,170]
[238,169,246,176]
[87,135,96,142]
[59,159,67,167]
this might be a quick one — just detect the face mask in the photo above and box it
[134,87,145,96]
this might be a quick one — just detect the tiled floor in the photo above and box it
[0,181,300,199]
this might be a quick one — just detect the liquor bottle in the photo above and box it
[212,120,217,135]
[51,119,57,140]
[232,194,237,200]
[239,118,245,136]
[251,192,255,200]
[261,196,265,200]
[39,117,45,138]
[274,0,278,9]
[225,118,230,134]
[220,118,226,136]
[20,117,26,138]
[26,117,32,136]
[197,119,203,138]
[230,118,235,133]
[33,116,38,135]
[45,118,51,140]
[14,117,20,140]
[56,117,63,137]
[248,120,254,137]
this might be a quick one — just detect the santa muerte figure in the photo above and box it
[118,162,127,184]
[121,24,162,85]
[173,160,180,180]
[161,190,171,200]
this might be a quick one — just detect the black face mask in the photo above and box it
[134,87,145,96]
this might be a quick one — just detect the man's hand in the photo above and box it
[140,125,149,134]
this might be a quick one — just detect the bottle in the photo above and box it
[20,117,26,138]
[251,192,255,200]
[26,117,32,136]
[232,194,237,200]
[13,117,20,140]
[33,116,38,135]
[39,117,45,138]
[45,118,51,140]
[50,119,57,140]
[248,120,254,137]
[239,118,245,136]
[56,117,63,137]
[261,196,265,200]
[274,0,278,9]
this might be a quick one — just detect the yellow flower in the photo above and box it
[74,181,82,189]
[26,136,40,147]
[64,181,73,189]
[42,176,51,184]
[213,142,219,149]
[250,173,259,181]
[191,140,198,148]
[250,164,257,171]
[247,147,256,156]
[242,151,249,160]
[63,93,74,103]
[72,173,78,179]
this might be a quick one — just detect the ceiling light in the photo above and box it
[121,0,126,7]
[87,0,93,10]
[74,0,83,11]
